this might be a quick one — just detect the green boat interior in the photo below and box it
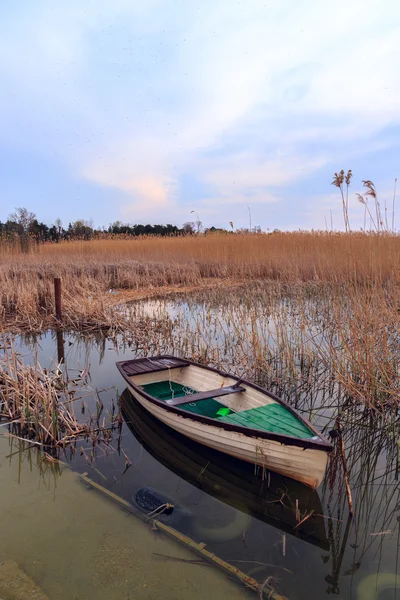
[141,380,313,439]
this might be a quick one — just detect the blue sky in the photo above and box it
[1,0,399,230]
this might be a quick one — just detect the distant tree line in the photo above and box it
[107,221,183,237]
[0,208,210,245]
[0,208,264,252]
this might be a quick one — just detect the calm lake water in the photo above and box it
[1,321,399,599]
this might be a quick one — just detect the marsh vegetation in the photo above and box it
[2,232,400,411]
[1,232,400,598]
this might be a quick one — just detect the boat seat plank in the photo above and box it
[165,385,245,407]
[119,357,190,377]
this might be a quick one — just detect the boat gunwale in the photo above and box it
[116,355,333,452]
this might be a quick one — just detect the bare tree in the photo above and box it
[190,211,202,233]
[9,207,36,233]
[182,221,196,235]
[55,217,63,235]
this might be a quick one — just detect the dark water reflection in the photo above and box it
[4,330,400,600]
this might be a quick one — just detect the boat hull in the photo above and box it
[125,382,328,489]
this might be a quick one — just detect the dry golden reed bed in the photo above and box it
[1,231,400,416]
[1,231,400,331]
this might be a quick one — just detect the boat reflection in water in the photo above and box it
[121,388,329,551]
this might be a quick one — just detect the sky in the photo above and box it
[1,0,399,231]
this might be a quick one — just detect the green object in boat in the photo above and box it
[216,407,232,417]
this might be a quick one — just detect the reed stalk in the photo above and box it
[0,333,120,449]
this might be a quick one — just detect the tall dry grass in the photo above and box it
[44,231,400,278]
[5,231,400,282]
[0,333,121,448]
[1,231,400,331]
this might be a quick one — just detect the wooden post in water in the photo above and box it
[54,278,62,321]
[109,265,117,290]
[326,512,353,595]
[56,329,65,364]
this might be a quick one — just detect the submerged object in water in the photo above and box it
[135,487,174,515]
[133,486,192,526]
[134,485,249,542]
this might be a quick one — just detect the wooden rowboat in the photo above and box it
[116,356,332,488]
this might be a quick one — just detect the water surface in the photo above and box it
[2,323,400,600]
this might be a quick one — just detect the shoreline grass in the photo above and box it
[1,232,400,414]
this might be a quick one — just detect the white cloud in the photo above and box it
[202,153,327,189]
[200,190,279,207]
[1,0,400,225]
